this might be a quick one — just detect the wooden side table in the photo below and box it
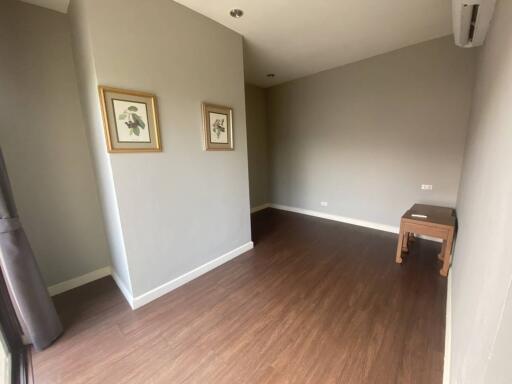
[395,204,456,277]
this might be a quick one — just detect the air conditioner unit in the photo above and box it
[452,0,496,48]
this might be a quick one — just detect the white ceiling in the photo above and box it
[175,0,453,87]
[20,0,453,88]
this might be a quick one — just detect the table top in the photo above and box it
[402,204,456,227]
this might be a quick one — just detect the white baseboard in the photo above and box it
[47,242,254,309]
[131,241,254,309]
[250,203,271,213]
[270,203,399,233]
[111,270,134,309]
[269,204,442,242]
[48,266,111,296]
[443,273,453,384]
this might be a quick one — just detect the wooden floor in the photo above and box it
[32,209,446,384]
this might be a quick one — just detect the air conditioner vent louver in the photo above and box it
[452,0,496,48]
[468,4,479,42]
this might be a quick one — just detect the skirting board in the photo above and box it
[48,266,111,296]
[270,203,397,233]
[47,242,254,309]
[443,273,453,384]
[111,270,134,308]
[130,241,254,309]
[251,203,271,213]
[269,204,442,243]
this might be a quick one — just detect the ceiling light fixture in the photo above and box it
[266,73,275,78]
[229,9,244,18]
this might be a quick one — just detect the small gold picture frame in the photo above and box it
[202,103,233,151]
[98,86,161,153]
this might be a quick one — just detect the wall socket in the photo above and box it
[320,201,328,207]
[421,184,433,190]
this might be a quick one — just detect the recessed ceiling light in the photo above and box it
[229,9,244,18]
[266,73,275,78]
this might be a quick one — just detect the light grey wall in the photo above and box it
[245,84,270,208]
[267,36,476,228]
[70,0,252,297]
[0,1,110,286]
[451,1,512,383]
[69,0,132,294]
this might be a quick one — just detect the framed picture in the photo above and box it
[202,103,233,151]
[98,86,161,153]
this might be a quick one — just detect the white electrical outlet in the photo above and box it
[320,201,328,207]
[421,184,433,190]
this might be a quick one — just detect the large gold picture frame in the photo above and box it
[99,86,162,153]
[202,103,234,151]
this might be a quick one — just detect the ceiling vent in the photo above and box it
[452,0,496,47]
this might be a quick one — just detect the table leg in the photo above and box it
[402,232,409,253]
[396,229,405,264]
[438,240,446,261]
[440,234,454,277]
[409,233,416,242]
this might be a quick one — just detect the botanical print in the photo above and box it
[201,103,233,150]
[99,86,161,152]
[112,99,150,143]
[209,112,229,144]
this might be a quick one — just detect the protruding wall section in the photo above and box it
[69,0,133,297]
[69,0,252,303]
